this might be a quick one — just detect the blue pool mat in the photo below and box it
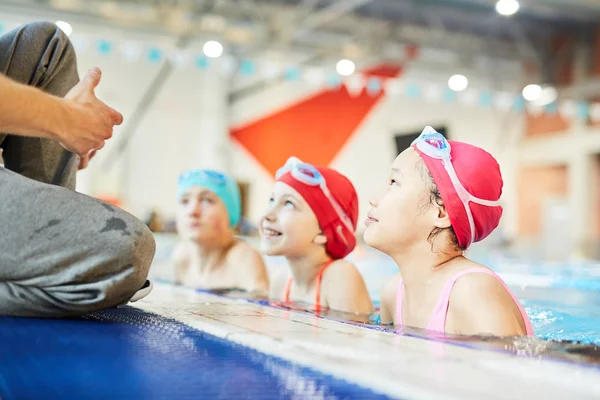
[0,306,392,400]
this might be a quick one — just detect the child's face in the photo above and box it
[176,186,230,242]
[363,148,438,255]
[259,182,322,257]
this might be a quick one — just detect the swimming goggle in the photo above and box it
[275,157,355,237]
[178,169,227,186]
[411,126,501,247]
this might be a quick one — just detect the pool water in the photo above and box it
[519,291,600,345]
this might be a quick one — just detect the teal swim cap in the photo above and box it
[177,169,241,228]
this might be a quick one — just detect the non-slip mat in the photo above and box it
[0,307,391,399]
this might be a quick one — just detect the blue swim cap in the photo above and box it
[177,169,241,227]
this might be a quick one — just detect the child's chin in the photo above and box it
[363,228,381,250]
[362,227,374,245]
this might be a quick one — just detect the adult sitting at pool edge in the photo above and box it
[0,22,155,317]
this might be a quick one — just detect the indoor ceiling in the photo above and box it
[1,0,599,95]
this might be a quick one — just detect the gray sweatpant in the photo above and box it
[0,22,156,317]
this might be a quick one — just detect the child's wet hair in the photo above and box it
[416,159,466,252]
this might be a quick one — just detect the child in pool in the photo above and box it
[365,127,533,337]
[260,157,373,314]
[173,169,269,294]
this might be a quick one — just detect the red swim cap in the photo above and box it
[413,140,503,249]
[277,167,359,259]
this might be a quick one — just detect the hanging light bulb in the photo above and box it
[522,84,542,102]
[448,74,469,92]
[336,59,355,76]
[495,0,520,16]
[203,40,223,58]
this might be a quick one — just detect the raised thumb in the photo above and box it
[82,67,102,91]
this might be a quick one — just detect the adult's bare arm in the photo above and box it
[0,67,123,157]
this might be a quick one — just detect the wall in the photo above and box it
[516,165,568,237]
[525,113,569,137]
[122,62,231,217]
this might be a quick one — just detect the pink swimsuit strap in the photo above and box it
[395,267,534,335]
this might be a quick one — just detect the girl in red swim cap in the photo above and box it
[364,127,533,337]
[260,157,373,314]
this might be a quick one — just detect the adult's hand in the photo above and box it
[58,67,123,156]
[77,149,97,170]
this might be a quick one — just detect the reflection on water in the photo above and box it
[197,287,600,367]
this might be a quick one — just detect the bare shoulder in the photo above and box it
[323,259,363,279]
[226,239,255,260]
[450,264,507,301]
[172,241,192,283]
[172,240,192,261]
[379,272,401,324]
[322,259,374,314]
[227,240,264,269]
[448,262,527,336]
[321,259,370,291]
[381,272,401,301]
[226,239,269,292]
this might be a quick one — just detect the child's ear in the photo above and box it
[313,234,327,245]
[433,203,452,229]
